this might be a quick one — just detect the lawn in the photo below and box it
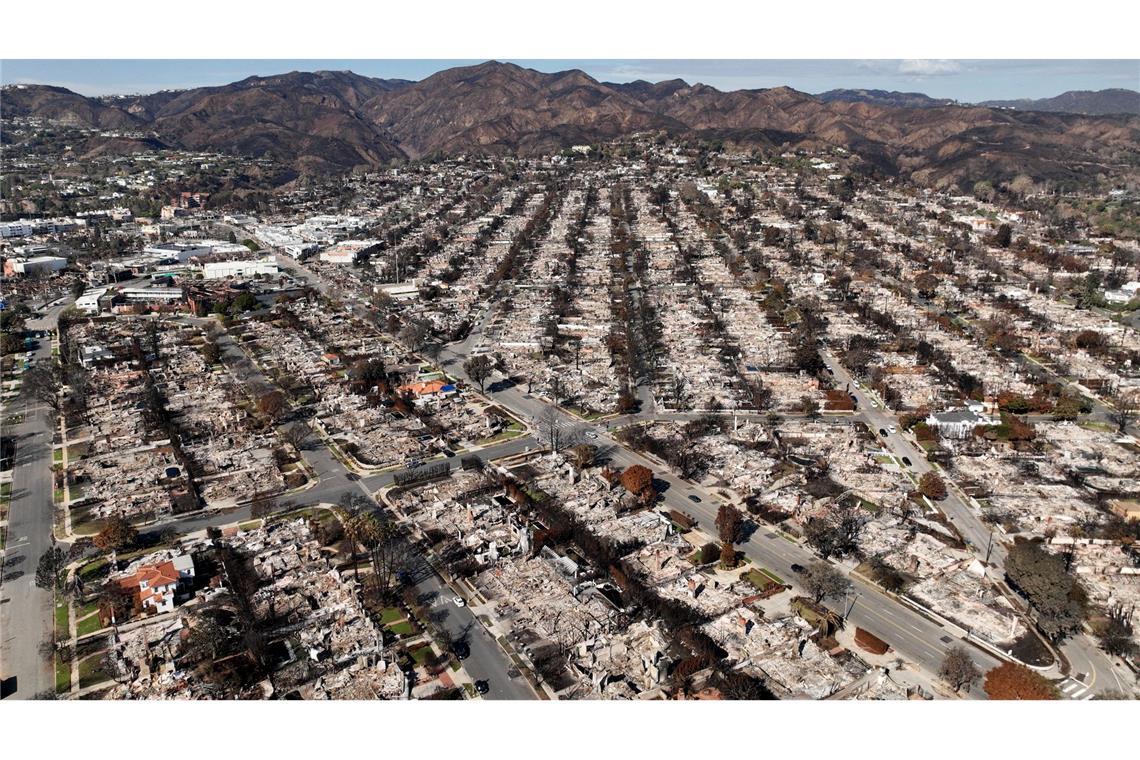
[77,653,109,689]
[55,653,71,694]
[55,602,69,635]
[379,607,406,625]
[238,520,262,532]
[53,449,63,464]
[77,558,109,583]
[386,620,416,637]
[76,614,104,637]
[743,568,784,588]
[409,644,434,665]
[0,482,11,498]
[476,429,523,446]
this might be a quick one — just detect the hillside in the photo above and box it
[4,64,1138,188]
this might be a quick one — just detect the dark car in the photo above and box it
[687,494,702,503]
[790,563,806,574]
[879,428,888,437]
[474,680,490,694]
[452,641,470,660]
[901,456,912,467]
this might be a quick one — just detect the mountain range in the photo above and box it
[4,62,1138,188]
[978,88,1140,116]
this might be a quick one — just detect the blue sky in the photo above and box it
[2,59,1137,101]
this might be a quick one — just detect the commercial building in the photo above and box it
[202,257,280,280]
[3,255,68,276]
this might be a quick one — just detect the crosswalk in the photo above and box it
[1059,677,1095,700]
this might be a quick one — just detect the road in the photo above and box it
[819,348,1006,568]
[170,313,538,700]
[436,339,1006,694]
[1,300,71,699]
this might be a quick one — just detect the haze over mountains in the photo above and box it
[4,61,1138,188]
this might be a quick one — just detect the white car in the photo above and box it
[452,596,466,608]
[888,425,897,433]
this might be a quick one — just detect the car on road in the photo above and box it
[474,680,490,694]
[791,563,806,574]
[879,428,888,437]
[452,595,466,608]
[687,494,702,503]
[901,456,912,467]
[451,641,470,660]
[888,425,897,433]
[584,431,598,439]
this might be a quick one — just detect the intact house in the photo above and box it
[114,554,196,616]
[925,406,997,439]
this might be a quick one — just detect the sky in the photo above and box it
[1,59,1137,101]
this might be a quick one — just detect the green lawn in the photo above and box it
[409,644,433,665]
[238,520,262,532]
[55,602,69,635]
[0,482,11,498]
[476,429,523,446]
[743,568,784,589]
[77,599,99,619]
[53,449,63,464]
[76,614,104,637]
[379,607,406,625]
[77,558,109,583]
[77,653,109,689]
[386,621,415,637]
[55,653,71,694]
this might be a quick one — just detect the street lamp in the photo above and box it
[844,588,860,619]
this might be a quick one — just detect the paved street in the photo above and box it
[436,337,1007,694]
[1,301,71,699]
[819,348,1005,566]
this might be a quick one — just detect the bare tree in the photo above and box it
[939,646,981,693]
[23,365,61,413]
[1106,387,1139,434]
[802,561,850,603]
[464,355,494,393]
[280,422,312,452]
[535,405,578,453]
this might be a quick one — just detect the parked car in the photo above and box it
[888,425,897,433]
[451,641,470,660]
[791,564,806,574]
[452,596,466,608]
[474,680,490,694]
[901,456,912,467]
[687,494,702,503]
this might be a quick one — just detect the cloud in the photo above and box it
[897,59,964,76]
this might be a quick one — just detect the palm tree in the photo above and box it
[341,512,381,580]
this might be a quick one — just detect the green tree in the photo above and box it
[463,355,494,393]
[1005,541,1087,641]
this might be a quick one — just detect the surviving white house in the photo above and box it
[925,406,997,439]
